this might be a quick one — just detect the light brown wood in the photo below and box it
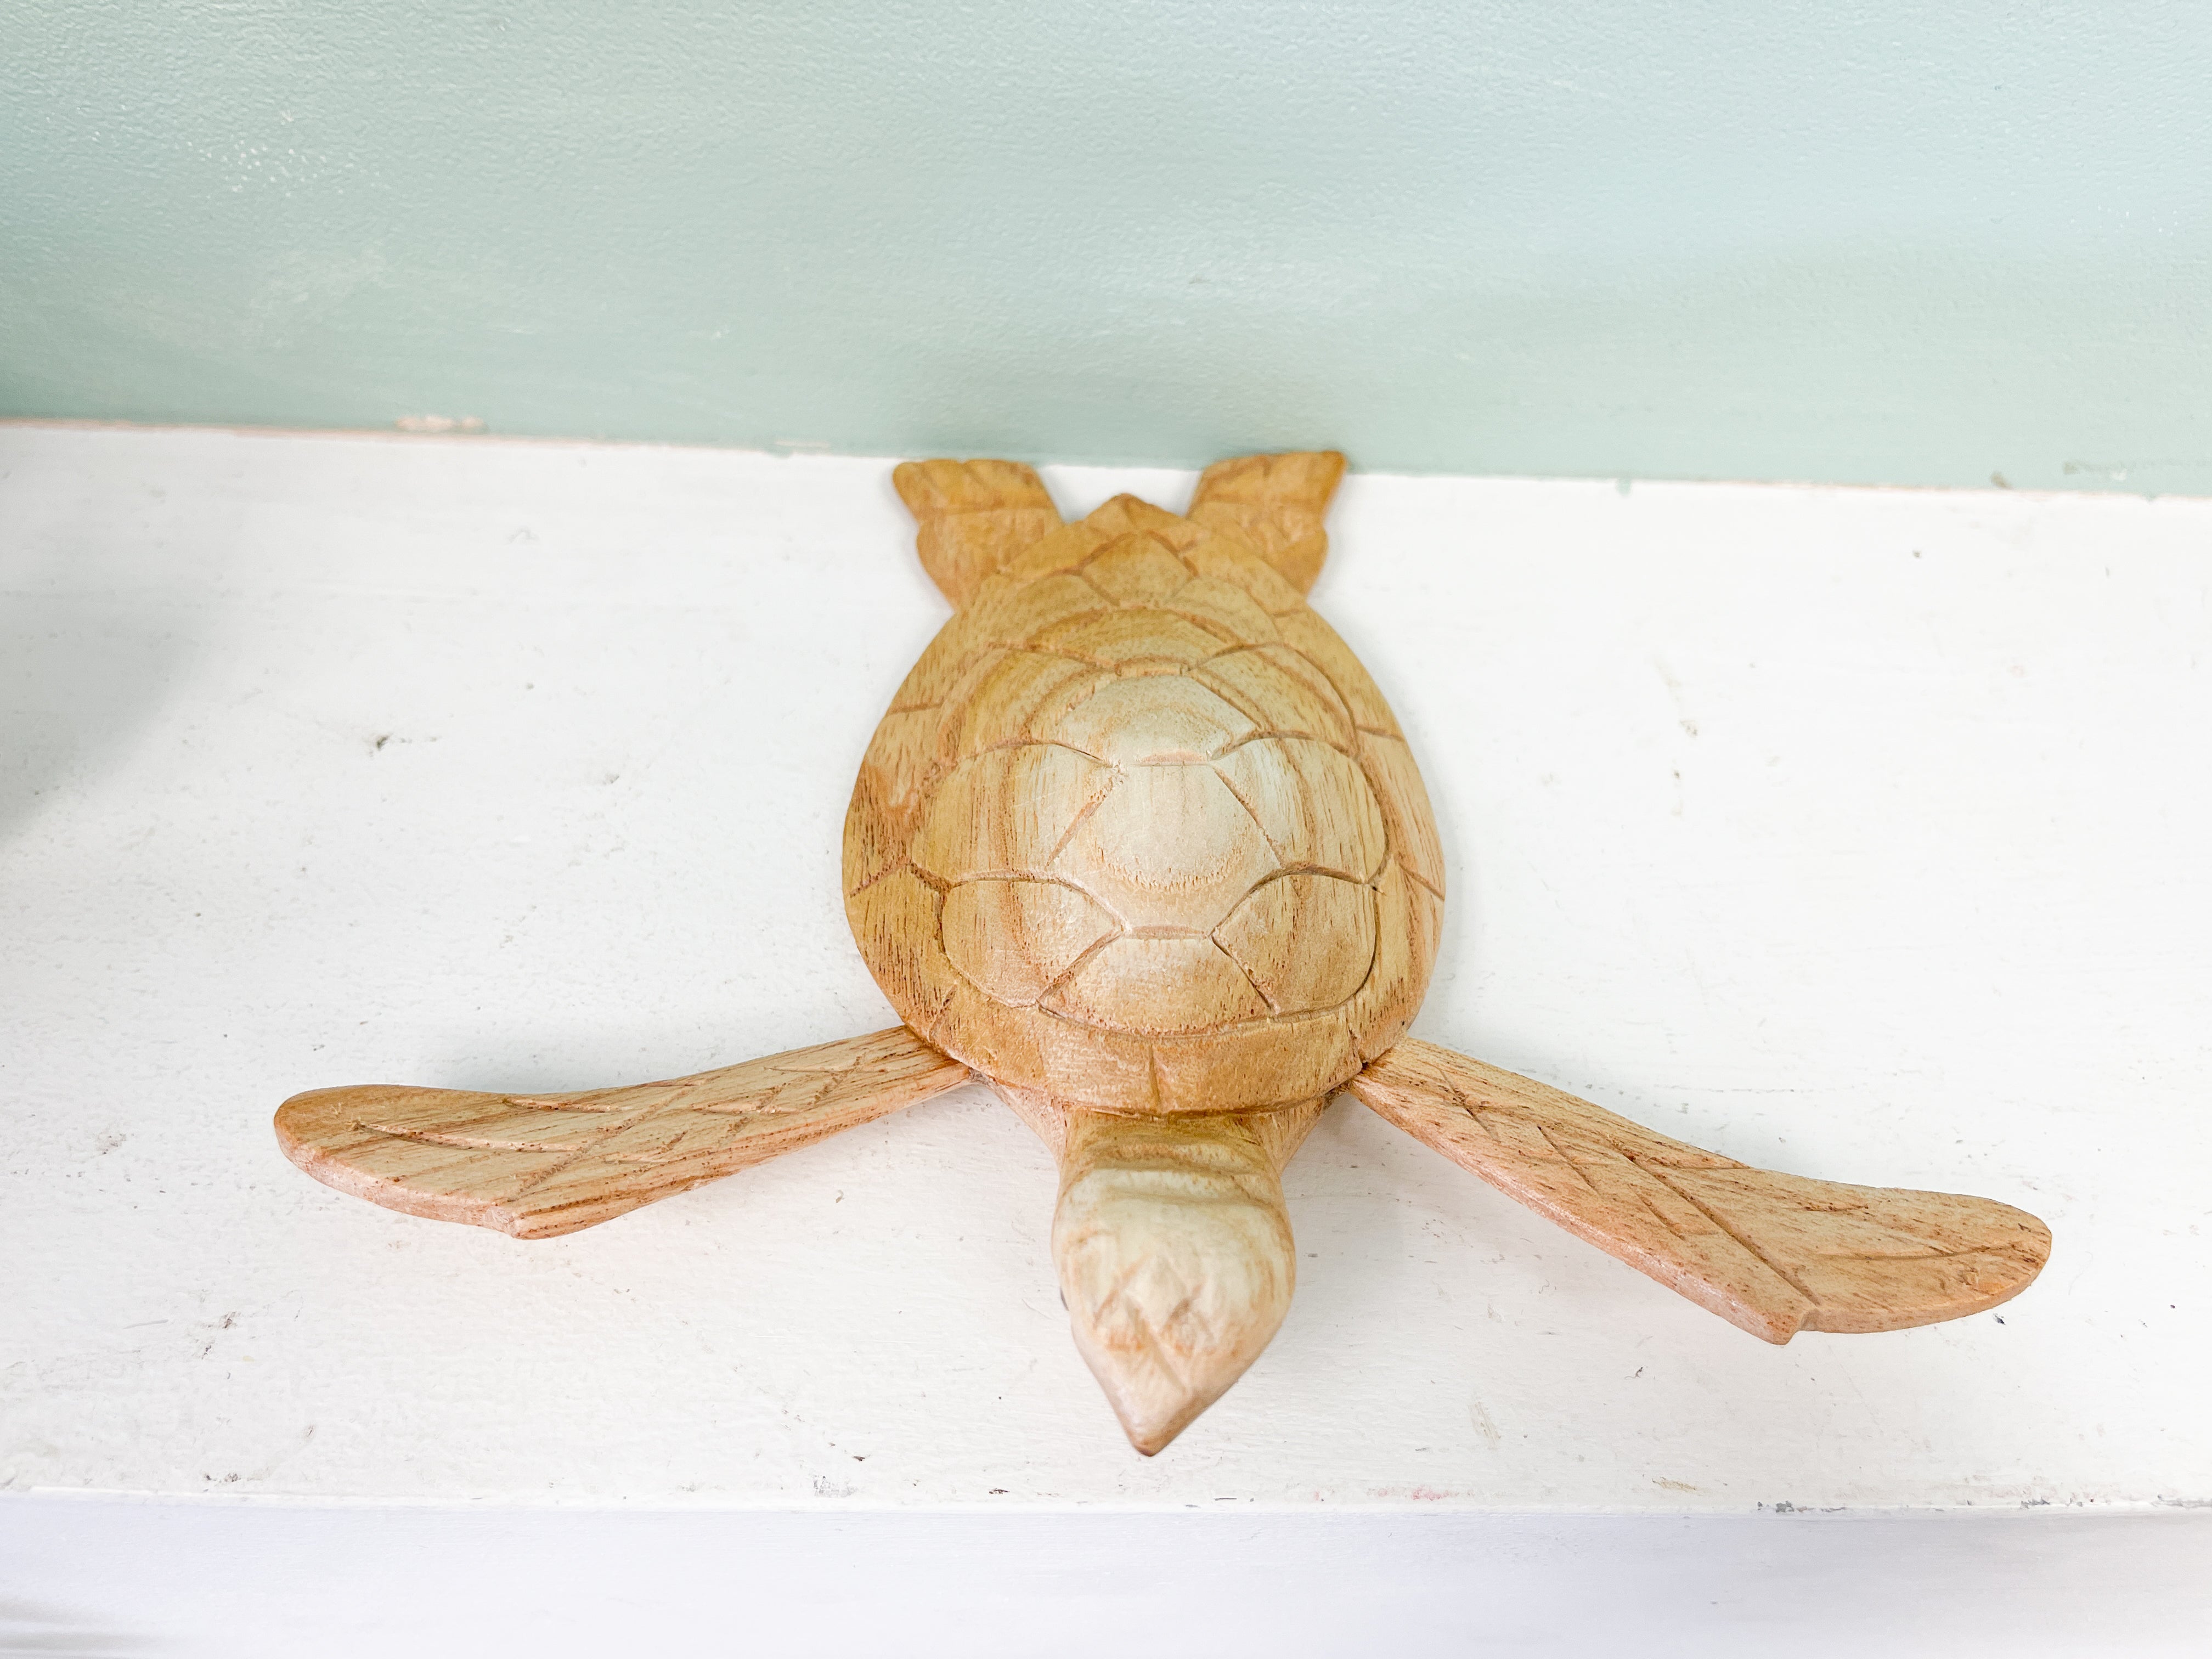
[1050,1100,1323,1454]
[278,448,2053,1455]
[847,453,1439,1450]
[1187,450,1347,595]
[847,455,1440,1125]
[891,458,1063,608]
[1346,1039,2052,1342]
[275,1027,972,1239]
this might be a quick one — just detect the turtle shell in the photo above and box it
[844,494,1443,1115]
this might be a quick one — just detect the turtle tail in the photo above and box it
[1046,1101,1324,1454]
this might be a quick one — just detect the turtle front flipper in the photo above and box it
[891,458,1063,607]
[1003,1091,1325,1454]
[1346,1040,2051,1342]
[276,1026,971,1240]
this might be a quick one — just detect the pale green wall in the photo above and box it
[5,3,2207,492]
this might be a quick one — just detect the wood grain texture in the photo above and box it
[1050,1101,1324,1454]
[849,453,1441,1120]
[891,458,1064,608]
[276,1027,973,1240]
[1346,1039,2052,1342]
[1188,450,1347,595]
[270,445,2057,1458]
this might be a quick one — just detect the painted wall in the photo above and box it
[4,3,2207,492]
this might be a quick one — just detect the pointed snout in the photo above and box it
[1051,1114,1298,1454]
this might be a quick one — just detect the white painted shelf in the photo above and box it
[3,425,2206,1650]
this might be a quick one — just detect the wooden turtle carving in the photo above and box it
[278,451,2051,1454]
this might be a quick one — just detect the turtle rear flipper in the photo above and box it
[1348,1040,2051,1342]
[1007,1092,1324,1454]
[892,458,1063,607]
[275,1026,970,1240]
[1188,449,1346,595]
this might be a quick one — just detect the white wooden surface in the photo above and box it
[2,425,2207,1641]
[3,1498,2207,1658]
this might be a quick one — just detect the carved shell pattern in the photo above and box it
[845,495,1444,1115]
